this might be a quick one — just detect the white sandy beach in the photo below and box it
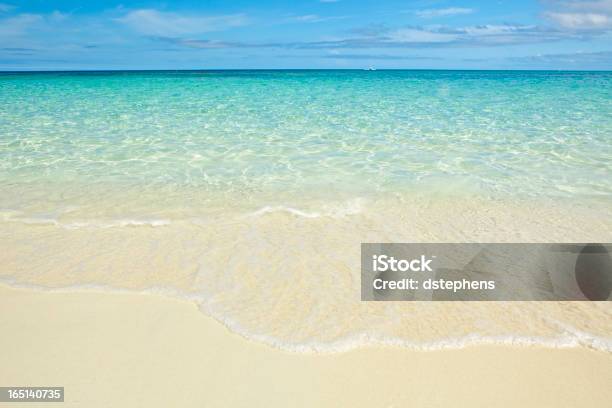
[2,77,611,405]
[1,27,612,408]
[1,283,611,407]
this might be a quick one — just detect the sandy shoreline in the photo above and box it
[1,283,611,407]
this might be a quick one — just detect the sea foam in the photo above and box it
[1,277,611,354]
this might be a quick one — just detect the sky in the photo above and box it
[1,0,612,70]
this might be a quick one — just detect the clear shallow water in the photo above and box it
[0,70,611,352]
[1,70,611,222]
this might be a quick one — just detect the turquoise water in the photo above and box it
[1,70,611,218]
[1,71,612,351]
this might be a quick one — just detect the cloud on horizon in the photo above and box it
[321,53,441,60]
[159,22,594,51]
[511,49,612,65]
[1,2,612,70]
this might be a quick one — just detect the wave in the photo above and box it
[1,278,611,354]
[248,206,322,218]
[0,198,365,229]
[0,210,171,229]
[247,198,365,219]
[220,326,612,354]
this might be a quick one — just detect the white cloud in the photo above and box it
[545,11,610,28]
[288,14,347,23]
[509,49,612,69]
[513,50,612,64]
[167,38,238,49]
[389,28,458,43]
[293,14,324,22]
[559,0,612,12]
[0,13,42,36]
[0,3,14,13]
[380,24,550,45]
[462,24,535,36]
[50,11,68,22]
[168,22,580,49]
[544,0,612,29]
[415,7,474,18]
[116,9,248,36]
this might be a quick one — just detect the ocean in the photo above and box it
[1,70,611,351]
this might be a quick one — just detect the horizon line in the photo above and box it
[2,68,612,73]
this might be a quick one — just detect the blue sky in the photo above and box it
[1,0,612,70]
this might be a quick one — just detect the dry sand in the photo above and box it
[1,284,611,407]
